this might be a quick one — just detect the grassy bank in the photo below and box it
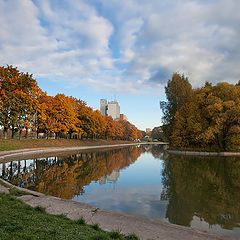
[0,192,138,240]
[0,139,132,151]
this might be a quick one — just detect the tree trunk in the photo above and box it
[55,132,59,139]
[25,128,28,138]
[3,127,8,139]
[11,126,15,139]
[19,129,22,140]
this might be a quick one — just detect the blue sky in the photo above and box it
[0,0,239,130]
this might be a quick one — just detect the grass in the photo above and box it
[91,224,101,231]
[0,139,132,151]
[76,217,86,225]
[110,230,122,239]
[0,193,139,240]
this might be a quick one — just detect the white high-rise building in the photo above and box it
[99,99,120,120]
[108,101,120,120]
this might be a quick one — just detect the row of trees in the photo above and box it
[0,65,142,140]
[161,73,240,151]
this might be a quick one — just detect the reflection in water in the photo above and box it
[0,146,143,199]
[162,155,240,233]
[0,145,240,238]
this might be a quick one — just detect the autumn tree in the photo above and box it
[196,83,240,150]
[0,65,142,141]
[39,94,79,138]
[151,126,164,141]
[160,73,193,140]
[105,116,118,139]
[76,103,95,139]
[162,75,240,151]
[0,65,41,138]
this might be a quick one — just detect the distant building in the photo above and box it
[108,101,120,120]
[100,99,108,116]
[99,99,120,120]
[119,114,128,121]
[146,128,152,135]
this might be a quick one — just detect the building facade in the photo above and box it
[100,99,121,120]
[107,101,120,120]
[100,99,108,116]
[146,128,152,136]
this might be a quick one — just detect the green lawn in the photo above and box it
[0,193,138,240]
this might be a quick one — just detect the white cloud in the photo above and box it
[99,0,240,87]
[0,0,114,85]
[0,0,239,93]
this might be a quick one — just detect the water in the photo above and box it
[1,145,240,239]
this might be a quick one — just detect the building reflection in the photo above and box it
[99,170,120,185]
[0,146,143,199]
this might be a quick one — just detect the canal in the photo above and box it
[0,145,240,239]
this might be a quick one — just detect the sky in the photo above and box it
[0,0,239,130]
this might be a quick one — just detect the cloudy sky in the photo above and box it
[0,0,239,130]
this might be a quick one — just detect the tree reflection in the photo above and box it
[162,154,240,230]
[144,144,167,159]
[0,146,143,199]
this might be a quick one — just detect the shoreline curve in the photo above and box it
[167,149,240,156]
[0,142,166,163]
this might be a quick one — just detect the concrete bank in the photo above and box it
[0,142,154,163]
[20,194,225,240]
[167,149,240,157]
[0,142,167,163]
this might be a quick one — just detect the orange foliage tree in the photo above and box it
[0,65,142,140]
[0,65,42,139]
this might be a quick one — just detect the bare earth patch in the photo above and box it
[0,184,9,194]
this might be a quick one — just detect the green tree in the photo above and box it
[160,73,193,140]
[161,74,240,151]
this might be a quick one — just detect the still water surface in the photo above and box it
[1,145,240,239]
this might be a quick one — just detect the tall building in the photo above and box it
[108,101,120,120]
[100,99,108,116]
[99,99,120,120]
